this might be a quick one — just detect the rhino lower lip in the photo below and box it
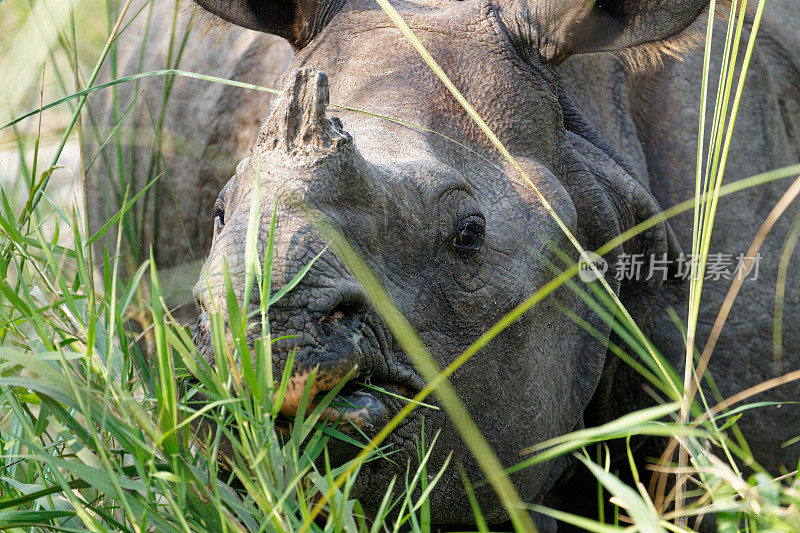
[310,381,393,433]
[185,376,395,436]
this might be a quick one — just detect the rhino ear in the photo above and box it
[504,0,710,60]
[190,0,339,48]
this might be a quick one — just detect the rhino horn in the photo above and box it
[256,67,353,159]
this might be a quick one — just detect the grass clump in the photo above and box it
[0,181,443,531]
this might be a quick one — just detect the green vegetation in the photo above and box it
[1,0,799,531]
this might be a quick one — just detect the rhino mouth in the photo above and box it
[293,380,397,434]
[191,310,423,438]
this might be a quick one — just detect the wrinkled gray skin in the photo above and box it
[104,0,800,526]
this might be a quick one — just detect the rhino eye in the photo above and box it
[212,199,225,232]
[453,216,484,253]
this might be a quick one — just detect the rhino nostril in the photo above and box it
[317,281,370,321]
[326,292,368,321]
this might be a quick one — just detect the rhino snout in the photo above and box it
[193,275,400,434]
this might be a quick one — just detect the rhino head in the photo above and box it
[191,0,702,523]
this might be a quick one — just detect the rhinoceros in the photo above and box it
[96,0,800,526]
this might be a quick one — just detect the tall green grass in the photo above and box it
[1,0,799,531]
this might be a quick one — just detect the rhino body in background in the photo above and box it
[88,0,293,274]
[93,0,800,527]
